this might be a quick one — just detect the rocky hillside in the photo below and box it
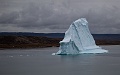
[0,36,120,49]
[0,36,61,48]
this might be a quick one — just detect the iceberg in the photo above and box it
[54,18,108,55]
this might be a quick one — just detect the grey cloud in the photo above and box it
[0,11,19,24]
[0,0,120,33]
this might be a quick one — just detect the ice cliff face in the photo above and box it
[53,18,108,55]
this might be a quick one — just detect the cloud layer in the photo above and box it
[0,0,120,33]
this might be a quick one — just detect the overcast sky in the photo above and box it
[0,0,120,34]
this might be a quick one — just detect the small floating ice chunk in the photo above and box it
[26,55,29,56]
[20,55,23,56]
[52,53,56,55]
[9,56,13,57]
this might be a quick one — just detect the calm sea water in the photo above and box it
[0,45,120,75]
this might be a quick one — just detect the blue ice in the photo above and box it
[53,18,108,55]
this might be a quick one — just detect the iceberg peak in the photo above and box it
[53,18,108,55]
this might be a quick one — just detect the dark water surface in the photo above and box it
[0,45,120,75]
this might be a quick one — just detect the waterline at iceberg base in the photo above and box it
[53,18,108,55]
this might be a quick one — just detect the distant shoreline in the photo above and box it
[0,35,120,49]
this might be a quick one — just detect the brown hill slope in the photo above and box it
[0,36,61,48]
[0,36,119,49]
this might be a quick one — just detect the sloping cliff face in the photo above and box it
[0,36,61,48]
